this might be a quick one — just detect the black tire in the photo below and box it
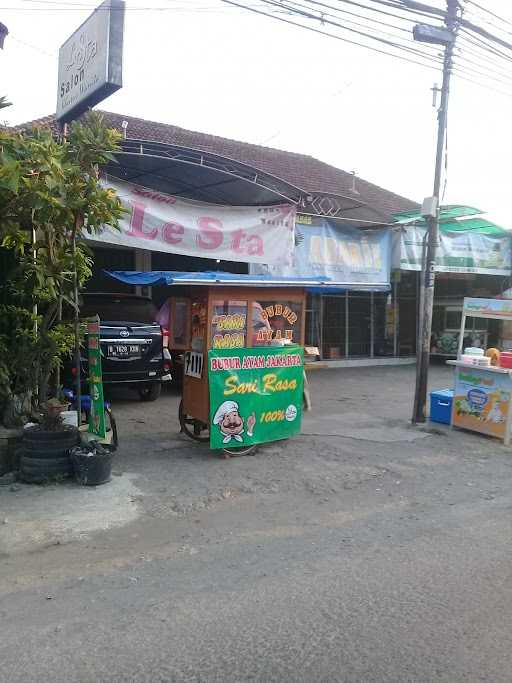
[179,399,210,442]
[20,454,73,483]
[222,444,257,457]
[138,383,162,402]
[23,428,80,459]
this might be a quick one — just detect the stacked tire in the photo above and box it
[20,427,80,484]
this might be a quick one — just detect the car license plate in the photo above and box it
[107,344,140,358]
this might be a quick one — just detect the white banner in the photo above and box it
[393,225,512,276]
[86,178,296,266]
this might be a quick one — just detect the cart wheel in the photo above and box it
[179,399,210,443]
[222,444,257,457]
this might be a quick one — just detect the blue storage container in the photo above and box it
[430,389,453,425]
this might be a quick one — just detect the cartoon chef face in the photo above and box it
[213,401,255,444]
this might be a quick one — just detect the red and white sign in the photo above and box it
[86,178,296,265]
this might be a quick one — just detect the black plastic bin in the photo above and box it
[70,444,113,486]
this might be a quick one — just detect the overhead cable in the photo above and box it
[220,0,441,70]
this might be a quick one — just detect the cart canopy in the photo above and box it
[105,270,389,291]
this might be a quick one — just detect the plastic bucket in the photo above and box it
[71,448,113,486]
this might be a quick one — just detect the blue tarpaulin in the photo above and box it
[104,270,385,291]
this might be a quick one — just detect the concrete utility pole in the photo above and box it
[412,0,462,424]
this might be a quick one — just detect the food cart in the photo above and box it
[107,271,329,456]
[447,297,512,446]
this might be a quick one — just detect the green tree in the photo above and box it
[0,111,124,426]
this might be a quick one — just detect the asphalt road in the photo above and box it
[2,365,512,682]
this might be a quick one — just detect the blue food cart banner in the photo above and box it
[208,347,304,449]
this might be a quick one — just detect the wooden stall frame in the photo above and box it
[181,286,306,425]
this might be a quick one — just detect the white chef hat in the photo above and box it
[213,400,240,425]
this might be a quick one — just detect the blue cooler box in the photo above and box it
[430,389,453,425]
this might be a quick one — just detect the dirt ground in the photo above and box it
[3,364,512,681]
[0,362,507,583]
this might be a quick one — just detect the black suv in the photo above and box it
[75,293,167,401]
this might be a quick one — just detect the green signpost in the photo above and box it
[87,318,106,439]
[208,347,304,449]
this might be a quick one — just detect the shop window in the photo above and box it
[473,317,488,331]
[321,295,346,359]
[170,298,190,349]
[446,309,462,330]
[211,300,248,349]
[348,293,371,357]
[252,300,302,346]
[191,300,208,352]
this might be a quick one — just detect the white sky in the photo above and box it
[2,0,512,224]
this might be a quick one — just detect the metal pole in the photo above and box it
[345,292,349,358]
[412,0,460,423]
[393,278,398,357]
[370,291,374,358]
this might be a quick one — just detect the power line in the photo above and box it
[465,0,512,31]
[256,0,442,63]
[9,34,56,57]
[262,0,443,59]
[220,0,441,70]
[0,1,253,9]
[456,47,512,82]
[461,15,512,55]
[464,8,512,40]
[459,27,512,64]
[290,0,415,35]
[453,68,512,98]
[303,0,441,26]
[453,57,512,90]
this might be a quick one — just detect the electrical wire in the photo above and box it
[465,0,512,31]
[261,0,443,60]
[464,8,512,40]
[323,0,442,24]
[455,49,512,83]
[256,0,443,63]
[0,0,257,9]
[9,34,56,57]
[223,0,512,98]
[220,0,442,70]
[458,32,512,67]
[459,27,512,64]
[452,57,512,90]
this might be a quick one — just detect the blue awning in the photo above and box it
[105,270,390,291]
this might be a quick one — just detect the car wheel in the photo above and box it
[138,383,162,402]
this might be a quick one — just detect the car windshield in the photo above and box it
[81,296,158,324]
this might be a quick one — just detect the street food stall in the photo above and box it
[447,297,512,446]
[107,270,329,456]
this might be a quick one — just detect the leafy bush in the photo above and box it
[0,112,124,426]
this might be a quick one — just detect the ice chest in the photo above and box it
[430,389,453,425]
